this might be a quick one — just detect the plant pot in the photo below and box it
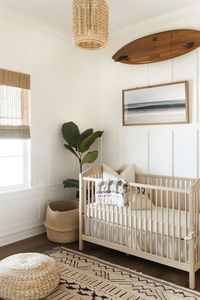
[44,200,79,243]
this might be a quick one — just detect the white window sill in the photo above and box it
[0,183,64,200]
[0,185,30,194]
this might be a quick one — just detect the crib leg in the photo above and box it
[189,270,195,289]
[79,239,84,251]
[79,221,84,251]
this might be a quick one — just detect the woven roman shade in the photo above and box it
[0,69,30,139]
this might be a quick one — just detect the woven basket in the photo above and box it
[44,200,79,243]
[0,253,60,300]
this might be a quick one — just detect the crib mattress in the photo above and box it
[86,203,199,240]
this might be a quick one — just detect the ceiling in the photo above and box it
[0,0,199,37]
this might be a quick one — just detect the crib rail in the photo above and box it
[136,173,195,189]
[82,165,103,178]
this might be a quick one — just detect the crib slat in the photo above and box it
[126,205,128,246]
[195,192,197,263]
[84,180,87,236]
[135,191,138,250]
[92,181,94,237]
[161,190,163,258]
[145,189,147,253]
[104,203,106,240]
[108,204,110,242]
[117,205,120,245]
[100,203,103,239]
[112,204,114,242]
[196,190,199,263]
[87,181,90,235]
[121,206,123,245]
[199,189,200,263]
[130,188,133,248]
[180,181,184,263]
[172,191,175,261]
[185,192,188,263]
[156,189,158,256]
[167,191,169,259]
[150,189,153,254]
[178,192,181,262]
[198,190,200,262]
[140,190,142,250]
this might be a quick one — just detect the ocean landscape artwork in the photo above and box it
[122,81,189,126]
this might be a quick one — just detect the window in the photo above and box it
[0,140,30,191]
[0,69,31,191]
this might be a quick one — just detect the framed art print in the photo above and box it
[122,81,189,126]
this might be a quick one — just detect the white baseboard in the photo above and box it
[0,224,45,247]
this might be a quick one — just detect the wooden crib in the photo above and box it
[79,165,200,289]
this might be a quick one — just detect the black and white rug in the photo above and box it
[45,247,200,300]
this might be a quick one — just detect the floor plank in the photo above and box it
[0,233,200,291]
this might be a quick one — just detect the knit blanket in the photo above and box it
[95,179,129,207]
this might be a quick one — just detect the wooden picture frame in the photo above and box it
[122,81,189,126]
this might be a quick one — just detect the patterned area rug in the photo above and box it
[45,247,200,300]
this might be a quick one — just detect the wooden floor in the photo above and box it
[1,233,200,292]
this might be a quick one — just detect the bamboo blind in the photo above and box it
[0,69,30,139]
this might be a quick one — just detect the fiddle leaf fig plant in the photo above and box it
[62,121,103,189]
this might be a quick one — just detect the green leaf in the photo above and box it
[79,131,103,153]
[63,179,79,189]
[81,151,98,165]
[62,122,80,148]
[80,128,93,144]
[64,144,79,159]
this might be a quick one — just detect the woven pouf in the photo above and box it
[0,253,60,300]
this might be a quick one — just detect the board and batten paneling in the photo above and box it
[173,127,197,178]
[173,51,198,123]
[148,129,173,176]
[148,60,172,85]
[124,127,149,173]
[0,184,69,247]
[99,11,200,179]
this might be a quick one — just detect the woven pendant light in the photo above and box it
[72,0,109,50]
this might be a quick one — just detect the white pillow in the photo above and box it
[120,165,135,183]
[102,164,122,180]
[103,164,135,183]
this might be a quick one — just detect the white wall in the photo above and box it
[0,16,101,246]
[97,9,200,180]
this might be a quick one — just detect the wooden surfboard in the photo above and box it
[112,29,200,64]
